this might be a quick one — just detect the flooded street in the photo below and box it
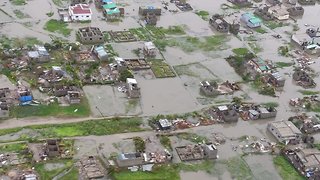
[1,0,320,179]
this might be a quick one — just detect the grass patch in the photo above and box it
[276,61,293,68]
[265,21,289,30]
[278,46,290,57]
[35,159,73,180]
[299,90,319,96]
[159,135,172,150]
[133,137,145,152]
[112,164,180,180]
[129,28,151,41]
[0,117,145,140]
[44,19,71,36]
[113,161,214,180]
[0,142,27,153]
[146,26,166,39]
[232,48,250,56]
[273,155,305,180]
[248,42,262,53]
[10,98,90,118]
[148,59,176,78]
[13,9,29,19]
[177,133,209,144]
[224,157,253,180]
[11,0,26,5]
[60,167,79,180]
[162,26,186,35]
[46,12,54,17]
[173,64,199,77]
[262,102,279,108]
[52,0,68,7]
[254,27,267,34]
[195,10,209,21]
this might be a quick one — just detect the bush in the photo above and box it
[119,69,134,82]
[133,137,145,152]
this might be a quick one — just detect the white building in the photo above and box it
[268,5,289,20]
[69,4,92,21]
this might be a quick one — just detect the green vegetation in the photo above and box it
[293,24,300,32]
[177,133,209,144]
[195,10,210,21]
[112,161,214,180]
[129,28,151,41]
[248,42,262,53]
[255,27,267,34]
[173,63,201,78]
[262,102,279,108]
[46,12,54,17]
[265,21,289,30]
[52,0,68,7]
[278,46,290,57]
[1,68,17,83]
[13,9,29,19]
[112,164,180,180]
[35,160,73,180]
[60,167,79,180]
[119,69,134,82]
[162,26,186,35]
[155,35,229,52]
[159,135,172,150]
[252,77,275,97]
[10,99,90,118]
[148,59,176,78]
[0,142,27,153]
[276,61,293,68]
[273,155,305,180]
[44,19,71,36]
[133,137,145,152]
[226,50,255,81]
[146,26,166,39]
[0,118,144,141]
[224,157,253,180]
[299,90,319,96]
[232,48,250,56]
[11,0,26,5]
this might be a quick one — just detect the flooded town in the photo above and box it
[1,0,320,179]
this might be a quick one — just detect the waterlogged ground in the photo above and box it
[2,0,320,179]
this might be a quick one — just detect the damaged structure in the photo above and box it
[291,33,320,55]
[283,147,320,179]
[27,45,50,63]
[77,156,105,179]
[292,69,316,88]
[209,14,240,34]
[77,27,104,44]
[240,13,262,28]
[126,78,140,98]
[143,42,157,57]
[176,143,218,161]
[267,121,302,144]
[200,81,240,96]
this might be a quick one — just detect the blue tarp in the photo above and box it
[19,96,33,102]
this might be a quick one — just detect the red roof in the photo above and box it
[70,4,91,15]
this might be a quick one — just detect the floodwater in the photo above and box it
[2,0,320,179]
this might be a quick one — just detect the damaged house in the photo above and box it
[45,139,60,157]
[200,81,239,96]
[0,102,9,118]
[27,45,50,63]
[78,156,105,179]
[289,115,320,134]
[267,120,302,145]
[94,46,108,61]
[291,33,320,55]
[287,6,304,17]
[254,5,274,21]
[66,91,81,104]
[283,147,320,179]
[216,105,239,123]
[209,14,240,34]
[139,6,161,16]
[264,72,285,87]
[292,69,316,88]
[176,143,218,161]
[246,58,274,78]
[209,14,229,33]
[116,152,145,167]
[267,5,289,20]
[227,0,252,7]
[143,42,157,57]
[77,27,104,44]
[126,78,140,98]
[144,13,158,26]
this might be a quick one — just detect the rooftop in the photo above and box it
[270,121,302,137]
[69,4,92,15]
